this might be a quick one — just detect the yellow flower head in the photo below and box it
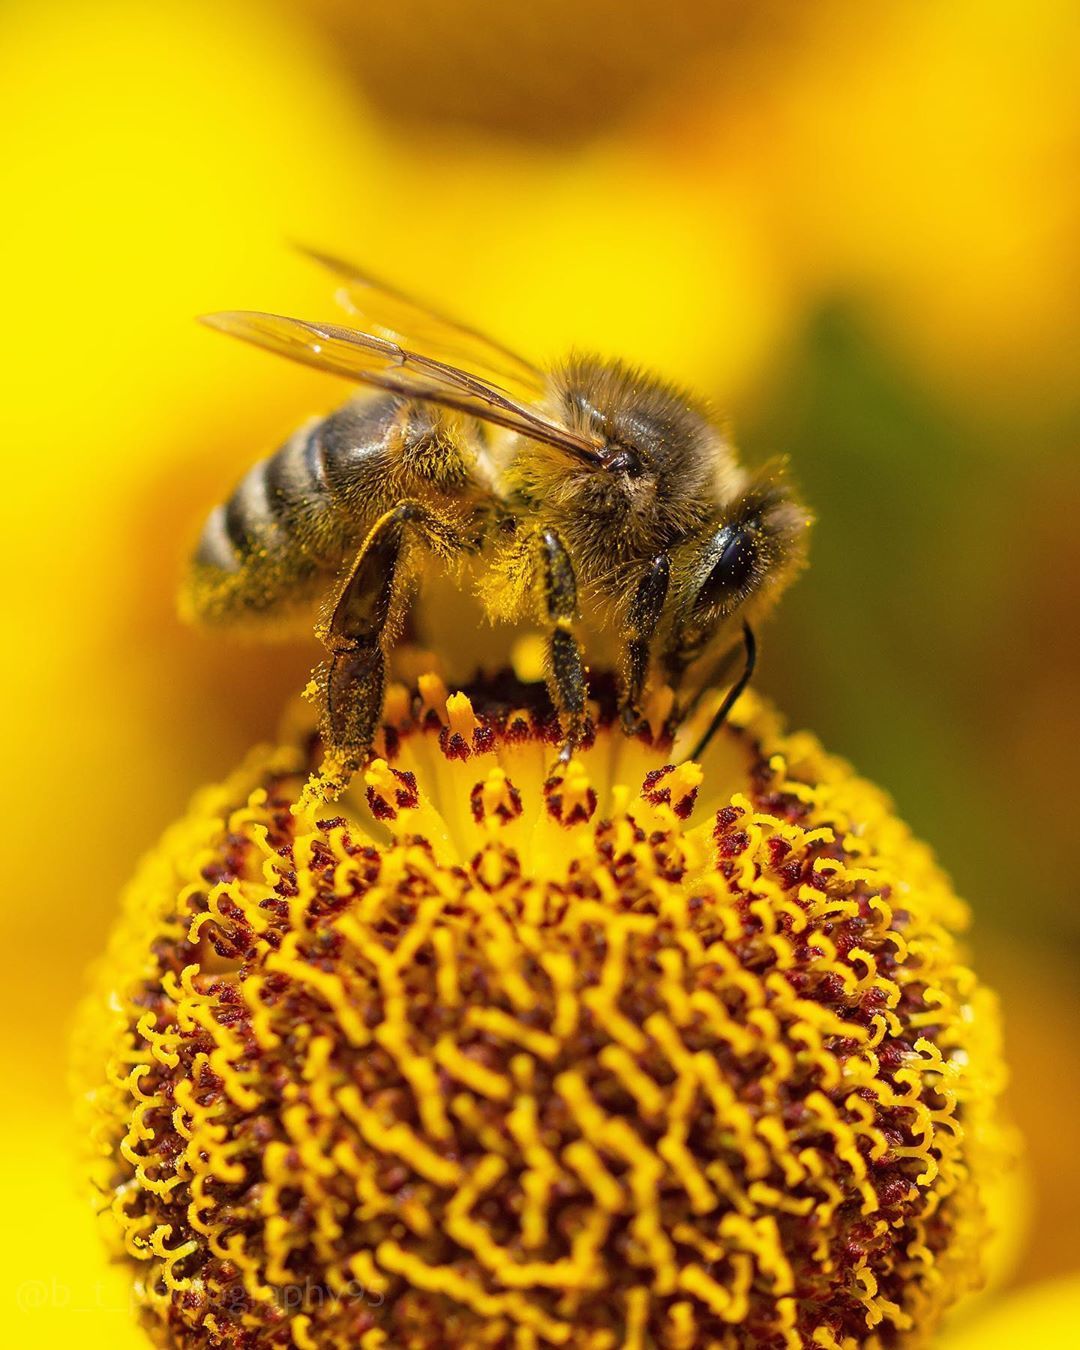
[75,674,1010,1348]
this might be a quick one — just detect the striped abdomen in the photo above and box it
[185,396,403,630]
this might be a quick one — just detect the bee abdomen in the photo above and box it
[263,417,331,530]
[193,421,318,574]
[188,397,400,624]
[193,502,241,575]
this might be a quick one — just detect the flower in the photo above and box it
[75,673,1011,1347]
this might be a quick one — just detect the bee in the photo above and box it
[186,251,811,794]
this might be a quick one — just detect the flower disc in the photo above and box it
[75,675,1010,1348]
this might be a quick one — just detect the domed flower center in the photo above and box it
[75,671,1010,1349]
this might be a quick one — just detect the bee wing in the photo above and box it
[298,246,546,401]
[201,310,605,464]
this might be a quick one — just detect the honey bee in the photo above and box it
[186,251,811,794]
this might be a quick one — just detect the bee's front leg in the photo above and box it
[618,554,671,736]
[664,616,756,762]
[686,620,756,760]
[311,500,457,799]
[531,529,587,764]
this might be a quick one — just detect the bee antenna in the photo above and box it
[687,622,757,762]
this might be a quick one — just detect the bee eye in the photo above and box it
[606,448,643,477]
[698,523,758,608]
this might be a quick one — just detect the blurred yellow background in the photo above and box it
[1,0,1077,1343]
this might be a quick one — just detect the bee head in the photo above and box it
[689,473,812,627]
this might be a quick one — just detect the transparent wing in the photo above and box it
[299,246,546,401]
[201,310,604,463]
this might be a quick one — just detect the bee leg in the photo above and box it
[618,554,671,736]
[315,501,454,795]
[685,621,757,762]
[532,529,587,764]
[665,639,743,728]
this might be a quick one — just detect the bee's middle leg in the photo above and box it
[317,501,456,791]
